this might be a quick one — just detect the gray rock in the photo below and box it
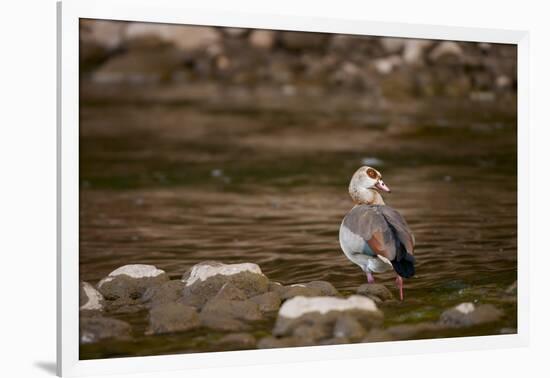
[142,280,185,308]
[356,284,394,302]
[273,295,383,337]
[333,315,366,341]
[279,284,324,300]
[97,264,168,302]
[304,281,340,296]
[80,282,104,312]
[292,324,332,341]
[440,303,504,327]
[147,303,200,335]
[268,281,286,295]
[80,316,131,344]
[213,283,248,301]
[249,291,281,313]
[181,262,269,308]
[402,40,432,65]
[380,37,406,54]
[199,298,262,331]
[217,333,256,349]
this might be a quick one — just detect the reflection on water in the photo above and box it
[79,86,517,358]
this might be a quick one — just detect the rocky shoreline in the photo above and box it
[80,262,515,352]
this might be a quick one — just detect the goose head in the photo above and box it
[348,166,390,205]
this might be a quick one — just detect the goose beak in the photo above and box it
[375,179,391,193]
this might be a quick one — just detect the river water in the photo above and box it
[79,84,517,358]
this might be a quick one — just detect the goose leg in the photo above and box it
[395,276,404,301]
[366,270,375,284]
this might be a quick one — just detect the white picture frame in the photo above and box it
[57,0,529,376]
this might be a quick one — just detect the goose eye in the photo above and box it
[366,168,377,179]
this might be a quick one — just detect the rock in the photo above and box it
[356,284,394,302]
[199,298,262,331]
[80,19,126,67]
[279,285,321,300]
[386,322,444,340]
[80,316,131,344]
[373,55,402,75]
[380,37,406,54]
[292,324,332,341]
[333,315,366,341]
[222,28,249,38]
[181,262,269,308]
[440,303,504,327]
[217,333,256,349]
[142,280,185,308]
[80,282,104,311]
[402,39,432,65]
[304,281,340,296]
[97,264,168,303]
[249,30,276,50]
[147,303,200,335]
[268,281,285,295]
[429,41,463,62]
[249,291,281,313]
[124,23,220,51]
[273,295,383,337]
[92,48,185,84]
[213,283,248,301]
[279,31,329,51]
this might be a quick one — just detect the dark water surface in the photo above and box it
[79,85,517,358]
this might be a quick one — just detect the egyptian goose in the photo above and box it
[339,166,416,300]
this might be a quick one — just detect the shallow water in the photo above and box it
[79,85,517,359]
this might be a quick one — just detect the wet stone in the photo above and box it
[80,282,104,312]
[440,303,504,328]
[181,262,269,308]
[303,281,340,296]
[333,315,366,341]
[273,295,383,337]
[257,336,316,349]
[142,279,185,308]
[97,264,168,303]
[292,324,332,341]
[199,298,262,332]
[356,284,394,302]
[213,283,248,301]
[80,316,132,344]
[147,302,200,335]
[279,285,322,300]
[249,291,281,313]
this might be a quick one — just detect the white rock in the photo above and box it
[183,262,265,287]
[455,302,475,314]
[80,282,103,311]
[279,295,378,319]
[98,264,165,288]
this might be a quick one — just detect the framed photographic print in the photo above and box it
[57,0,529,376]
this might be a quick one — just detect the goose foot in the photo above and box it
[366,271,375,284]
[395,276,404,301]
